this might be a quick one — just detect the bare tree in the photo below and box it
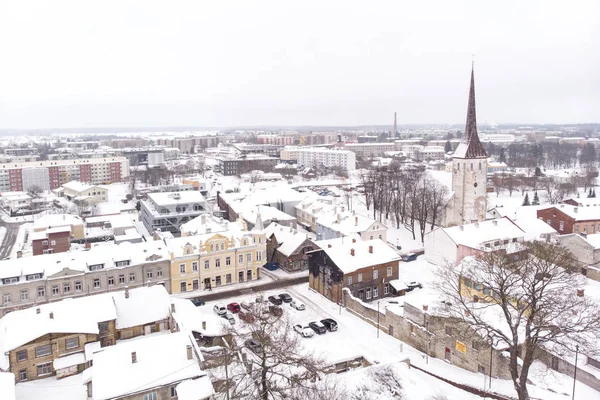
[541,178,568,204]
[223,301,330,400]
[350,364,404,400]
[437,242,600,400]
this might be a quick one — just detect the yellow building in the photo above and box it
[165,230,266,294]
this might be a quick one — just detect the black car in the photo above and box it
[320,318,338,332]
[268,295,283,306]
[308,321,326,334]
[278,293,293,303]
[245,339,263,354]
[191,298,205,306]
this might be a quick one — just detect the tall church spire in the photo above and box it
[453,64,488,159]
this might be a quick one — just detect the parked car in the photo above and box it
[401,253,418,262]
[263,262,280,271]
[191,298,205,307]
[290,300,305,311]
[269,306,283,317]
[213,304,227,316]
[293,324,315,338]
[320,318,338,332]
[268,295,283,306]
[227,302,241,313]
[221,312,236,325]
[239,310,256,323]
[309,321,327,334]
[405,281,423,292]
[245,339,263,354]
[278,293,293,303]
[241,300,255,311]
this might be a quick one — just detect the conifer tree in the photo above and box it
[522,192,530,206]
[532,191,540,205]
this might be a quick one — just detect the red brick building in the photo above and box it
[31,227,72,256]
[537,204,600,235]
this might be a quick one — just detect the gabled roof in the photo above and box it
[264,222,310,257]
[315,238,400,274]
[539,203,600,221]
[438,217,525,248]
[113,285,171,329]
[317,211,383,236]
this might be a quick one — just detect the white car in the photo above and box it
[213,304,227,316]
[290,300,305,311]
[293,324,315,338]
[241,300,255,311]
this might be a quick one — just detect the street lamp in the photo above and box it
[572,345,579,400]
[377,300,380,338]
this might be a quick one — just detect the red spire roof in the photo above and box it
[453,66,488,159]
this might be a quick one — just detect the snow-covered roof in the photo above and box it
[389,279,408,291]
[175,376,215,400]
[0,240,169,283]
[439,217,525,248]
[241,205,296,224]
[317,211,382,236]
[113,285,171,329]
[315,238,400,274]
[62,180,97,193]
[147,191,205,206]
[264,222,310,257]
[520,218,557,241]
[180,213,229,236]
[85,214,137,229]
[563,197,600,207]
[33,214,84,230]
[90,331,207,400]
[541,203,600,221]
[171,298,226,337]
[53,352,86,370]
[0,372,15,400]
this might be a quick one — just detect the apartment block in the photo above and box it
[296,148,356,171]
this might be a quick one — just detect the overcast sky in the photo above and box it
[0,1,598,129]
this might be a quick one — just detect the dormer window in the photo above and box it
[89,263,105,271]
[26,273,43,281]
[115,260,130,267]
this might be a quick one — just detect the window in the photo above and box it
[119,275,125,284]
[445,326,453,336]
[474,283,483,291]
[170,386,177,398]
[358,273,363,282]
[75,281,82,291]
[66,337,79,350]
[238,254,244,264]
[3,293,10,304]
[373,270,378,280]
[384,283,389,295]
[347,276,352,285]
[42,240,48,246]
[20,290,28,301]
[205,260,210,269]
[147,271,153,279]
[93,279,100,288]
[157,269,163,277]
[35,345,52,358]
[89,264,104,271]
[373,286,379,298]
[559,221,564,231]
[143,392,158,400]
[99,322,109,333]
[483,287,491,296]
[226,257,231,266]
[210,244,214,252]
[216,276,222,286]
[52,285,59,295]
[37,286,45,298]
[246,253,251,262]
[16,350,27,362]
[478,365,486,374]
[365,287,372,299]
[50,240,56,246]
[387,266,392,277]
[192,262,198,272]
[192,280,199,290]
[19,370,27,381]
[180,282,187,292]
[115,260,130,267]
[226,274,232,284]
[37,363,52,376]
[221,243,224,251]
[472,340,480,351]
[257,251,262,261]
[216,258,221,268]
[129,273,135,282]
[179,264,186,274]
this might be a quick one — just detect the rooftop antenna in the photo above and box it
[393,112,397,139]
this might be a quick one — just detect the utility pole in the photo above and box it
[222,337,231,400]
[377,300,380,338]
[572,345,579,400]
[425,314,430,364]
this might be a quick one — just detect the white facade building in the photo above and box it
[296,148,356,171]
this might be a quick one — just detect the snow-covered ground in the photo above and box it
[170,273,275,300]
[15,374,86,400]
[9,223,31,259]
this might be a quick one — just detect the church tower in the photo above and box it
[445,65,488,226]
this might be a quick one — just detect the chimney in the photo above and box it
[422,305,428,311]
[368,245,374,254]
[201,214,206,224]
[202,321,206,330]
[49,312,54,319]
[186,345,193,360]
[131,352,137,363]
[36,308,41,314]
[352,238,356,243]
[63,215,66,220]
[350,248,355,256]
[328,244,332,248]
[574,207,578,213]
[171,303,176,313]
[355,216,358,226]
[492,220,498,226]
[125,286,130,299]
[577,289,585,297]
[337,214,341,224]
[459,225,464,231]
[17,251,22,258]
